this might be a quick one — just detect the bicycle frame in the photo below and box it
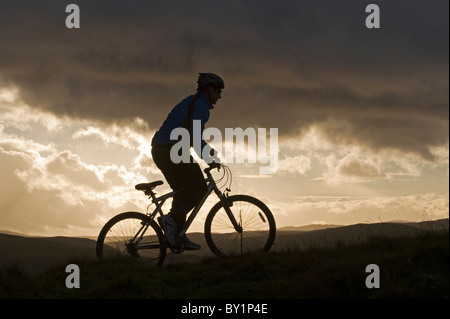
[146,167,242,238]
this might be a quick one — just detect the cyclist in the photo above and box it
[151,73,224,250]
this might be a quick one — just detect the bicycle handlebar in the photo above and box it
[204,162,221,175]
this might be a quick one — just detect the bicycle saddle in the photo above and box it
[135,181,164,194]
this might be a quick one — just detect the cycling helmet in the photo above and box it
[197,73,225,90]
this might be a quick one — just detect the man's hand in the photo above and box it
[209,161,221,170]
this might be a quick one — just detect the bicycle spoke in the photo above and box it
[97,212,166,267]
[205,195,276,257]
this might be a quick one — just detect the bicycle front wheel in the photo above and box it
[96,211,166,267]
[204,195,276,257]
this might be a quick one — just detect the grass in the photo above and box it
[0,230,448,299]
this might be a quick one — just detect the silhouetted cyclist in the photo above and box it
[151,73,224,250]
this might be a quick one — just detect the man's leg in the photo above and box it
[169,156,207,232]
[152,147,207,232]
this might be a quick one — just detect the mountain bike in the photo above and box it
[96,163,276,267]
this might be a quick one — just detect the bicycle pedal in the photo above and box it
[171,247,184,254]
[170,244,184,254]
[167,236,185,254]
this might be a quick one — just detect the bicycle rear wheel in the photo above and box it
[96,211,166,267]
[204,195,276,257]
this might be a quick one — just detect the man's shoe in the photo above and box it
[184,236,201,250]
[158,215,177,248]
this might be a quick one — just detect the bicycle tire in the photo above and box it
[204,195,276,257]
[96,211,166,267]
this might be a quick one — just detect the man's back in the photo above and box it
[151,93,213,148]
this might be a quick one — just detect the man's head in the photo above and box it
[197,73,224,105]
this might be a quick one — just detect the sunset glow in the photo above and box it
[0,1,448,236]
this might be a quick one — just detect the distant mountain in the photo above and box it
[0,233,97,273]
[277,218,449,232]
[278,224,342,232]
[0,230,35,237]
[274,218,449,251]
[0,219,447,273]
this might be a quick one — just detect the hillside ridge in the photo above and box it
[0,218,448,273]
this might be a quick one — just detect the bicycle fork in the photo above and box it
[222,196,243,234]
[176,189,243,239]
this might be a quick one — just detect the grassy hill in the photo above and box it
[0,234,97,273]
[274,218,449,251]
[0,219,448,299]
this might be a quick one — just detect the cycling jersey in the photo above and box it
[151,93,213,155]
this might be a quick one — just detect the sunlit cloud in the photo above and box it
[0,97,164,235]
[72,117,149,149]
[277,155,312,176]
[277,126,449,185]
[271,193,449,227]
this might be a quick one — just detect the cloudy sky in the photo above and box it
[0,0,448,236]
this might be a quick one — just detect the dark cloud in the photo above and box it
[0,0,448,159]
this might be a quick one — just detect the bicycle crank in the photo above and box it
[125,242,140,258]
[167,236,185,254]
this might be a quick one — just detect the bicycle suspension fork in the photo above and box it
[214,188,243,234]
